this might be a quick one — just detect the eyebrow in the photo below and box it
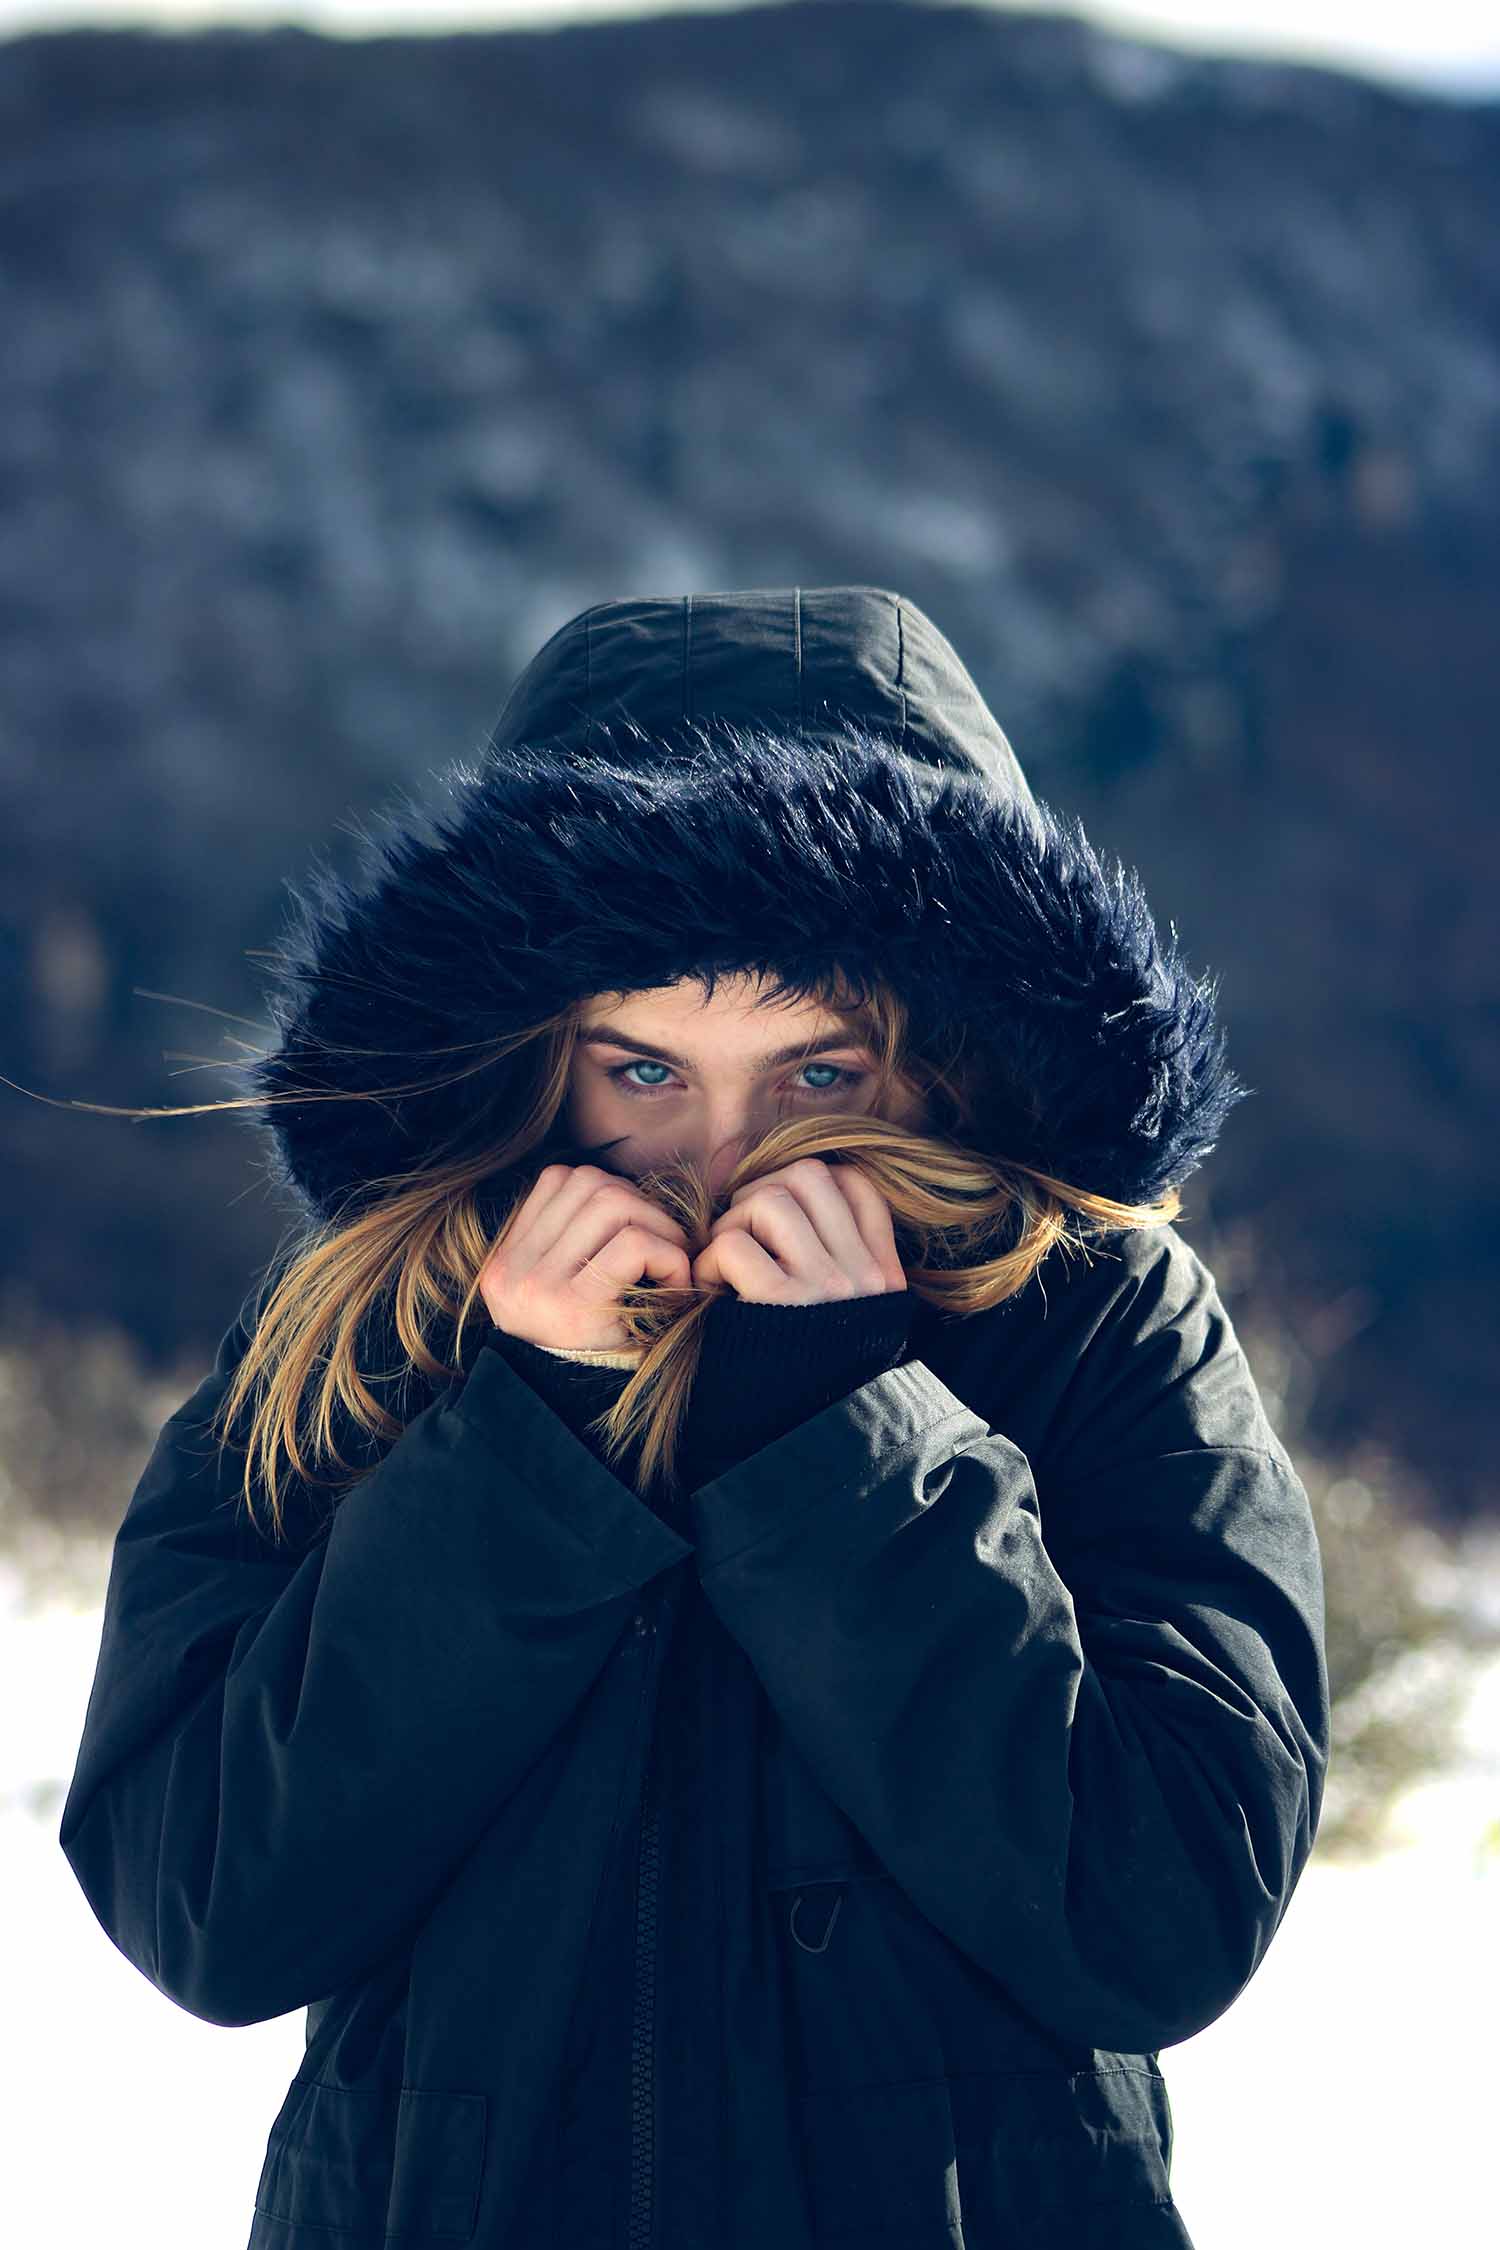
[577,1026,869,1075]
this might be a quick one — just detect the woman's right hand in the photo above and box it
[478,1163,695,1352]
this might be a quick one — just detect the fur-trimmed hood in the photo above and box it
[244,585,1248,1231]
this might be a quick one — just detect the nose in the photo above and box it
[671,1114,762,1202]
[661,1106,782,1200]
[704,1137,753,1200]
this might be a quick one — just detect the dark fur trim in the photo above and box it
[240,590,1249,1230]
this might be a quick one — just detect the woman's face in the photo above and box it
[563,972,928,1201]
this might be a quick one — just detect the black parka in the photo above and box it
[58,587,1330,2249]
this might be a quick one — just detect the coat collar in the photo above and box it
[245,586,1248,1228]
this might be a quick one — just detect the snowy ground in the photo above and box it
[5,1563,1498,2249]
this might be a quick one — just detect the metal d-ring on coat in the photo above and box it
[58,586,1330,2250]
[789,1891,844,1954]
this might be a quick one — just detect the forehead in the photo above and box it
[580,973,846,1032]
[576,981,875,1075]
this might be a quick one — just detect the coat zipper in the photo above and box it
[627,1581,671,2250]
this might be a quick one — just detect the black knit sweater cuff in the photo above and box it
[680,1288,914,1489]
[481,1291,914,1498]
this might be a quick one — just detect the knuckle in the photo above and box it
[616,1189,675,1232]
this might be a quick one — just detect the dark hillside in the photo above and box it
[2,3,1496,1516]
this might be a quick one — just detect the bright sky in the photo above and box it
[0,0,1497,103]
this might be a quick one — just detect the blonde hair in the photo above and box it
[53,965,1181,1544]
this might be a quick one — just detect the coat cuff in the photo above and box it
[458,1338,693,1577]
[688,1356,988,1576]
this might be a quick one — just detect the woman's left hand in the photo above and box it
[691,1158,908,1305]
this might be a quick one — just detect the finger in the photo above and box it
[726,1158,863,1259]
[725,1161,884,1290]
[695,1224,797,1304]
[495,1162,577,1259]
[547,1211,693,1304]
[530,1170,687,1275]
[713,1181,829,1284]
[499,1164,610,1274]
[574,1224,693,1307]
[827,1164,909,1291]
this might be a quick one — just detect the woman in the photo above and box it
[59,586,1329,2250]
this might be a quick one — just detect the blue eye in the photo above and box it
[606,1060,864,1099]
[610,1059,673,1090]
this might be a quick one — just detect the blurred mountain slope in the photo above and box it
[1,2,1496,1515]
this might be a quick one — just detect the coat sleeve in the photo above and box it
[687,1227,1330,2057]
[57,1305,693,2029]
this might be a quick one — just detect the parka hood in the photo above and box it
[244,586,1249,1232]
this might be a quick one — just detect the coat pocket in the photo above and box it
[795,2067,1182,2247]
[253,2076,487,2243]
[762,1710,891,1891]
[389,2087,488,2240]
[762,1713,937,2093]
[943,2065,1184,2247]
[798,2072,961,2245]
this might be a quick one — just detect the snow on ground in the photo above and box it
[4,1563,1497,2249]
